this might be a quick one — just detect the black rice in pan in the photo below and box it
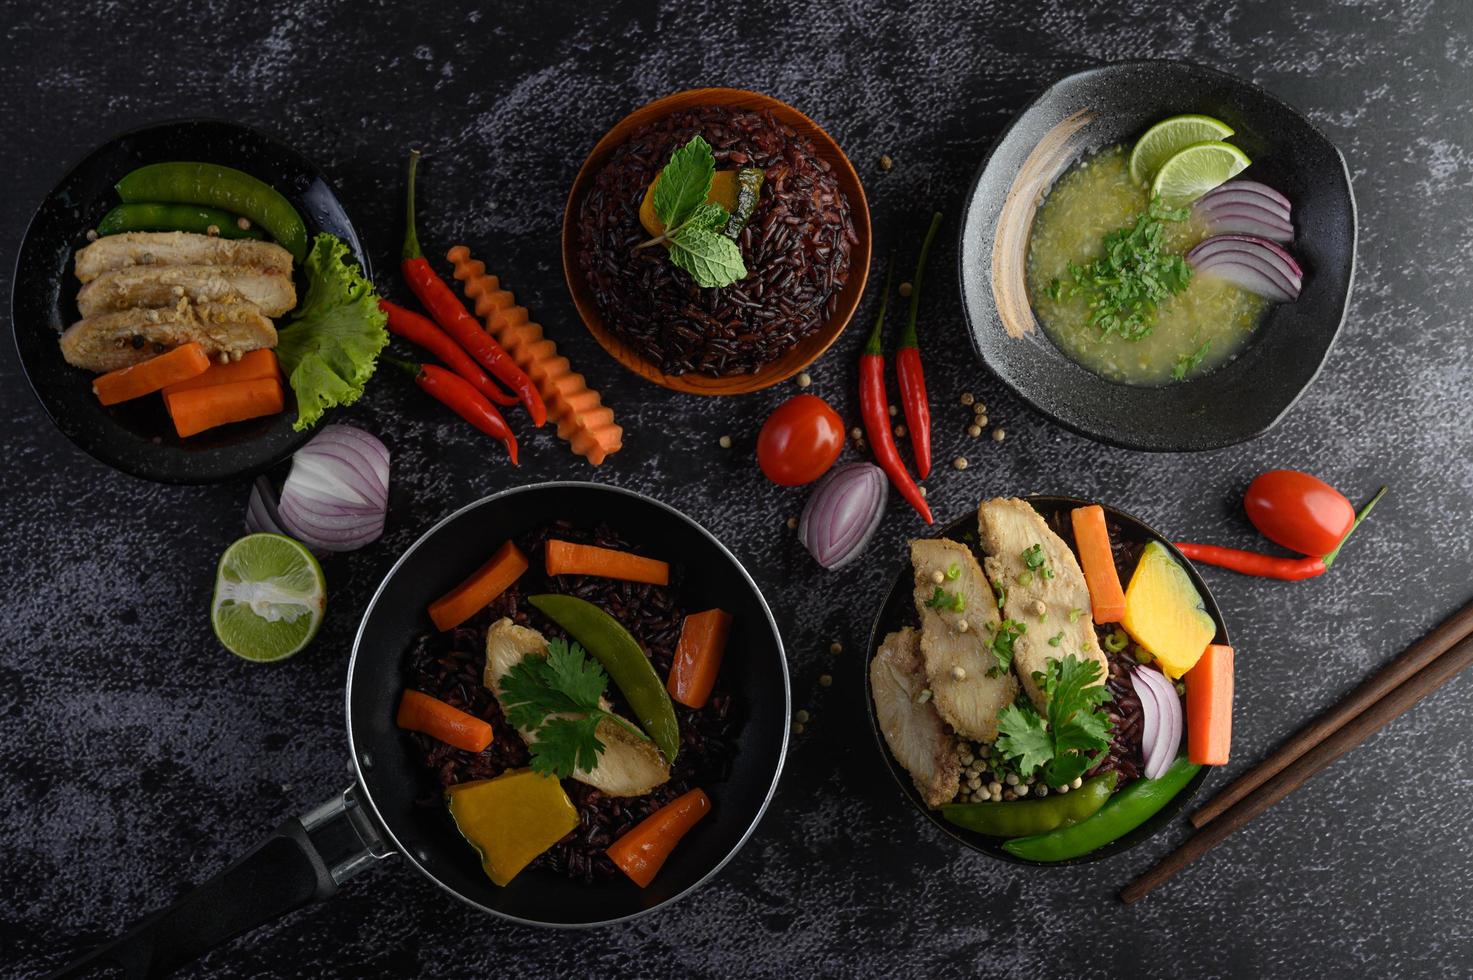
[402,521,739,881]
[576,105,856,376]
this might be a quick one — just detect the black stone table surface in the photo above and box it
[3,2,1471,977]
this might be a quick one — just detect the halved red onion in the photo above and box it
[244,475,287,536]
[1132,665,1183,780]
[799,463,887,570]
[275,425,390,552]
[1197,204,1294,244]
[1187,234,1303,301]
[1197,180,1292,217]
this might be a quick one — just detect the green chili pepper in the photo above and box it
[116,162,307,261]
[95,202,266,240]
[527,593,680,762]
[1002,756,1201,862]
[942,772,1117,838]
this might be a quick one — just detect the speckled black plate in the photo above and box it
[862,496,1222,867]
[10,119,370,484]
[958,60,1356,451]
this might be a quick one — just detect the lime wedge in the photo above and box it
[1128,114,1236,184]
[1150,141,1251,208]
[211,533,326,662]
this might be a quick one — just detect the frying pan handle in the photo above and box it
[50,784,392,979]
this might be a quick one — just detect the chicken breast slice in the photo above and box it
[77,264,297,318]
[910,538,1018,743]
[870,627,960,808]
[977,497,1109,710]
[58,301,277,373]
[74,232,294,283]
[483,618,671,797]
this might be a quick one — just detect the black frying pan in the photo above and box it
[55,482,791,977]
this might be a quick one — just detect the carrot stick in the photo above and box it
[606,788,711,888]
[1071,505,1128,624]
[1186,644,1233,765]
[168,377,284,438]
[668,609,732,709]
[92,341,210,406]
[396,689,494,752]
[545,539,669,585]
[429,540,529,632]
[447,246,623,465]
[162,349,279,399]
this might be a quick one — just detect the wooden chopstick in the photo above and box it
[1121,630,1473,904]
[1192,595,1473,828]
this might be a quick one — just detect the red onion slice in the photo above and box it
[244,476,287,536]
[275,425,390,552]
[1197,205,1294,244]
[1133,665,1184,779]
[1197,180,1292,217]
[1187,234,1303,301]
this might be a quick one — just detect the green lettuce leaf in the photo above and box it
[275,233,387,431]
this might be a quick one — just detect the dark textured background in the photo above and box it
[3,1,1472,977]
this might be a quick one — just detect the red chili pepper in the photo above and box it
[860,260,932,524]
[388,356,519,464]
[379,299,517,407]
[895,212,942,480]
[1176,486,1386,581]
[401,150,546,427]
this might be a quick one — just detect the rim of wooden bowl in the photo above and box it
[561,87,871,396]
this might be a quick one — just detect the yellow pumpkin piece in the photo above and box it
[639,170,760,239]
[1120,541,1217,679]
[445,769,579,886]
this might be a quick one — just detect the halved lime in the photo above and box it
[1150,141,1251,208]
[1128,114,1235,184]
[211,533,326,662]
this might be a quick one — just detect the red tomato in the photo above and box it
[1244,470,1355,556]
[756,394,844,486]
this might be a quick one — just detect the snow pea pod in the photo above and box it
[116,162,307,261]
[941,772,1116,838]
[527,593,680,763]
[1003,756,1201,862]
[96,203,266,240]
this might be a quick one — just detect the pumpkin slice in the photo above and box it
[445,769,578,886]
[639,167,765,240]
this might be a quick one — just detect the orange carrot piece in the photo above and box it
[396,689,494,752]
[162,349,279,400]
[606,788,711,888]
[545,539,668,585]
[92,342,210,406]
[668,609,732,709]
[447,246,622,465]
[428,541,529,632]
[1185,644,1233,765]
[1071,505,1128,624]
[168,377,284,438]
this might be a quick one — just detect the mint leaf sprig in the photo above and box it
[634,135,747,288]
[499,637,651,779]
[994,654,1113,788]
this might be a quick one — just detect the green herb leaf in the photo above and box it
[988,619,1027,675]
[1172,339,1213,381]
[994,654,1113,786]
[653,136,716,231]
[1021,543,1046,570]
[668,224,746,288]
[924,586,965,613]
[529,714,605,780]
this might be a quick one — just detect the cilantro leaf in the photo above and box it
[653,135,715,231]
[496,638,652,779]
[275,233,387,431]
[988,619,1027,675]
[667,225,746,288]
[993,654,1114,786]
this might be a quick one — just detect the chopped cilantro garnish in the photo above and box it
[995,655,1113,787]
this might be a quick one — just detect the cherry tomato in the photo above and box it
[756,394,845,486]
[1244,470,1355,556]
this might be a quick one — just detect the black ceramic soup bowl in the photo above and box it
[958,60,1356,451]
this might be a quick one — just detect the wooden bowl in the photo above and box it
[562,88,871,395]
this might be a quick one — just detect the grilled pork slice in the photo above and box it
[58,302,277,373]
[483,618,670,797]
[77,264,297,318]
[74,232,294,283]
[910,538,1018,743]
[871,627,960,808]
[977,497,1109,710]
